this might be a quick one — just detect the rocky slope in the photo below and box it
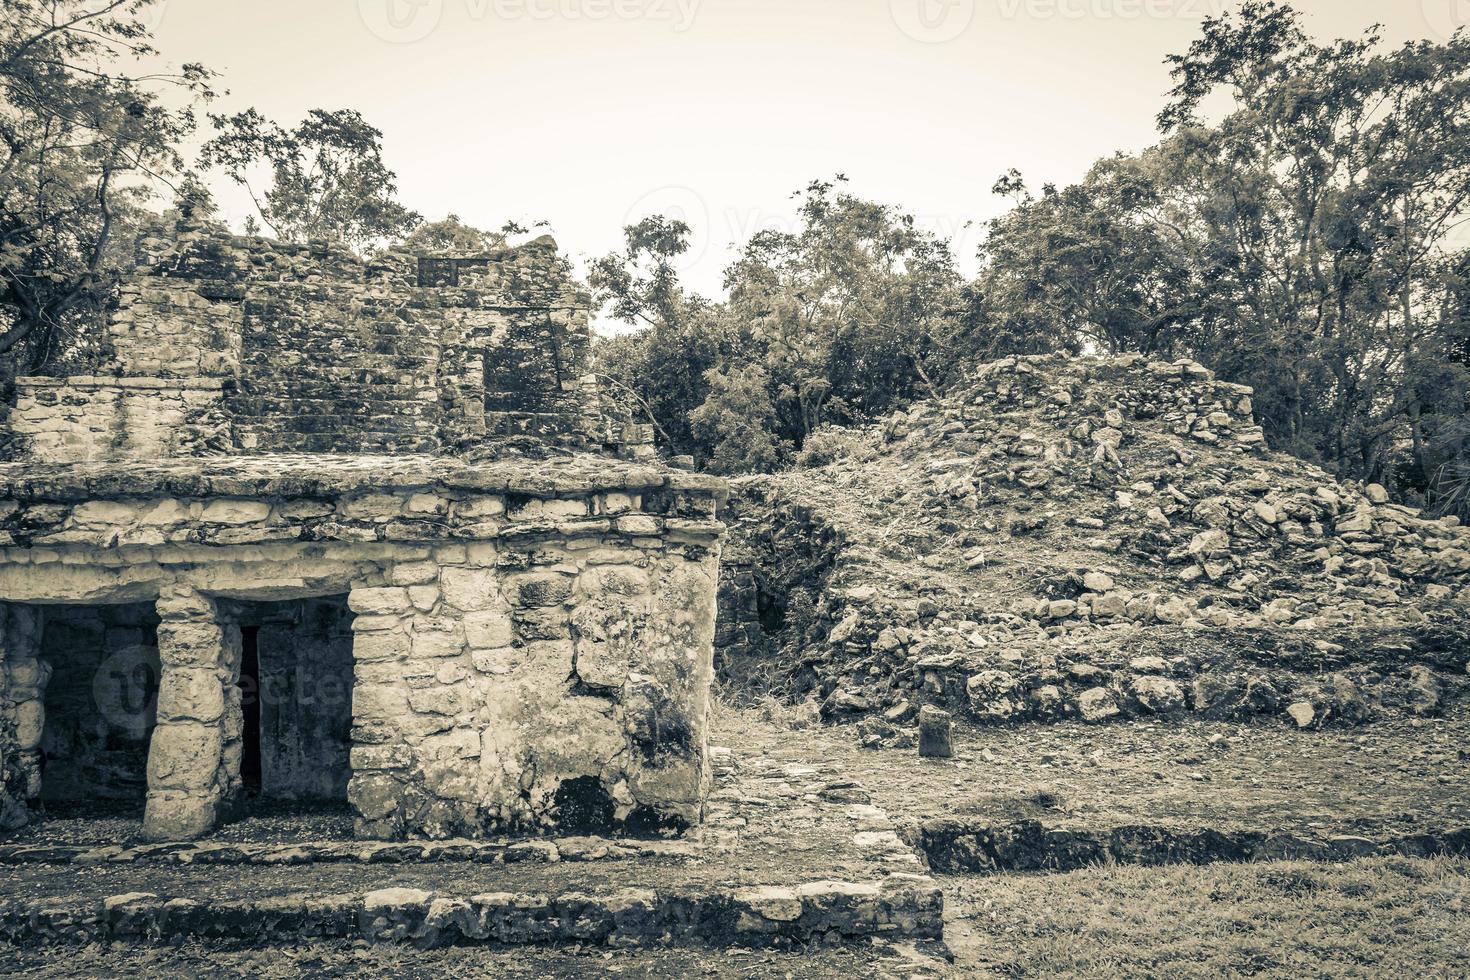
[717,353,1470,732]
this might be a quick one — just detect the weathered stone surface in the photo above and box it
[1286,702,1316,729]
[156,669,225,724]
[917,706,954,759]
[0,223,727,844]
[141,793,218,842]
[145,723,223,790]
[1128,675,1186,715]
[1075,687,1121,723]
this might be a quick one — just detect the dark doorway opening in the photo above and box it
[227,596,354,804]
[238,625,262,795]
[39,601,160,809]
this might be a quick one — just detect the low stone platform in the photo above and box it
[0,834,699,867]
[914,818,1470,874]
[0,742,941,949]
[0,874,942,949]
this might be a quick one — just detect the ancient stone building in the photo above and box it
[0,221,724,842]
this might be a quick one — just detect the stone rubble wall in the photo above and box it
[713,353,1470,730]
[9,378,230,463]
[914,817,1470,875]
[112,222,612,455]
[0,874,943,948]
[0,604,45,831]
[2,221,654,463]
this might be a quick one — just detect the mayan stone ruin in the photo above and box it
[0,220,725,843]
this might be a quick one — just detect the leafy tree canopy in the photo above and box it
[0,0,214,372]
[200,107,420,252]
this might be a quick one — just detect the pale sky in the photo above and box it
[148,0,1465,326]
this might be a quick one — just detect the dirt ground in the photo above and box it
[717,702,1470,836]
[3,704,1468,977]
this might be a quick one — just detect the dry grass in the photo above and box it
[947,856,1470,978]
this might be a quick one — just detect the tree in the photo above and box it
[1149,1,1470,479]
[0,0,214,372]
[972,2,1470,495]
[689,364,783,474]
[200,108,420,251]
[589,214,695,331]
[724,177,962,445]
[974,157,1197,358]
[589,216,738,457]
[398,214,525,253]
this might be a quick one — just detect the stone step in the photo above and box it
[0,834,694,867]
[0,873,943,949]
[912,818,1470,874]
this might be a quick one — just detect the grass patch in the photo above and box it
[947,856,1470,977]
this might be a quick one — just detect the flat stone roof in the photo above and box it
[0,453,725,503]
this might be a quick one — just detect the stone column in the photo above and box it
[1,603,49,828]
[345,583,418,839]
[143,587,242,841]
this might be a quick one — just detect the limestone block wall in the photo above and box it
[108,279,244,378]
[92,223,611,456]
[0,456,724,840]
[422,248,596,448]
[346,529,719,838]
[9,378,230,463]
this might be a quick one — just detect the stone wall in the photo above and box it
[0,604,44,831]
[0,456,724,840]
[343,525,719,838]
[1,221,656,465]
[26,221,623,460]
[10,378,230,463]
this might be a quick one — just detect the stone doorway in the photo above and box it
[37,602,161,811]
[228,596,355,805]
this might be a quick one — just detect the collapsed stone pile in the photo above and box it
[718,353,1470,732]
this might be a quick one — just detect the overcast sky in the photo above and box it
[152,0,1466,325]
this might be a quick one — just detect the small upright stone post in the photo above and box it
[143,587,242,841]
[918,705,954,759]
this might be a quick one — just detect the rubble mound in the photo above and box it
[718,353,1470,731]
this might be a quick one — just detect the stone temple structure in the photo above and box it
[0,220,724,842]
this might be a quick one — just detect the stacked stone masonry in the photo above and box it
[0,223,722,844]
[5,219,653,462]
